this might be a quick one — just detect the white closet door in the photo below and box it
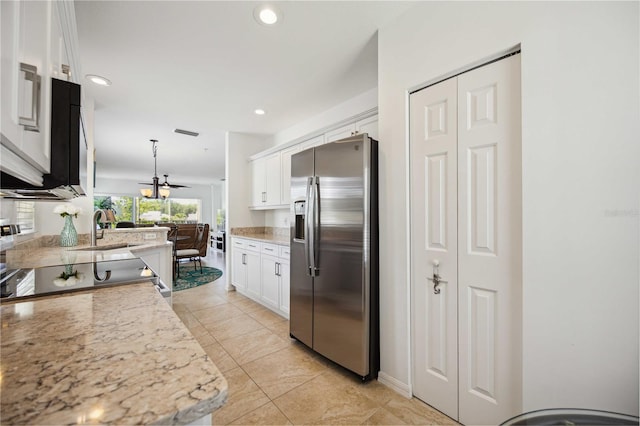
[457,54,522,425]
[410,77,459,420]
[410,53,522,425]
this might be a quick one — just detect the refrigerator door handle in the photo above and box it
[305,176,313,276]
[310,175,320,276]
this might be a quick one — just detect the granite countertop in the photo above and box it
[6,241,172,269]
[0,282,228,425]
[230,232,290,245]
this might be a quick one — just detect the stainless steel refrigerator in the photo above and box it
[289,133,379,380]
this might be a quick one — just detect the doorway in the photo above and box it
[409,53,522,425]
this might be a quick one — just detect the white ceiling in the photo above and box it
[75,1,413,186]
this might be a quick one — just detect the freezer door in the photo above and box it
[312,135,371,376]
[289,147,315,347]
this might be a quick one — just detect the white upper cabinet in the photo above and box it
[280,144,300,206]
[298,134,325,150]
[325,122,356,143]
[251,152,282,208]
[251,156,267,206]
[0,0,77,184]
[249,113,377,210]
[355,114,379,140]
[325,115,379,143]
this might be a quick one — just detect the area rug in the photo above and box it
[173,265,223,292]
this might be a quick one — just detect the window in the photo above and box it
[15,201,35,232]
[94,195,202,225]
[136,198,201,224]
[94,195,134,222]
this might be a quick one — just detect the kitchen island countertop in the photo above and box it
[6,240,172,269]
[0,282,228,425]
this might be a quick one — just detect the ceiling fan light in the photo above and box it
[140,188,153,197]
[159,187,170,199]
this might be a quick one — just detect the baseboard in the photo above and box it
[377,371,411,398]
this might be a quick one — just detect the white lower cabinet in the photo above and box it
[231,239,261,298]
[231,237,290,318]
[261,254,280,309]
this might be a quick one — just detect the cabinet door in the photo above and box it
[231,247,246,291]
[265,152,281,205]
[261,255,279,309]
[355,115,378,140]
[251,157,266,206]
[325,123,356,143]
[245,251,261,298]
[280,145,299,206]
[298,134,325,150]
[1,1,52,173]
[279,259,290,316]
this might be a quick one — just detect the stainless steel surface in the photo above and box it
[290,147,314,348]
[289,134,378,379]
[91,209,106,246]
[313,138,368,376]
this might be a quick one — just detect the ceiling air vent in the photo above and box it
[173,128,199,137]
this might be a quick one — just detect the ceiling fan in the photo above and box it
[138,139,189,199]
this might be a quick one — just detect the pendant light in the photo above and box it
[138,140,189,199]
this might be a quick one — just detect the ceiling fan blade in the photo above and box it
[138,182,154,186]
[166,183,190,188]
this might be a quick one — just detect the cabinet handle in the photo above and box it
[262,191,266,203]
[242,253,246,265]
[275,262,278,276]
[265,247,273,252]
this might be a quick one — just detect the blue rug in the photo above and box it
[173,265,223,292]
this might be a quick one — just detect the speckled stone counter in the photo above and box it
[0,283,228,425]
[6,240,173,269]
[230,226,289,245]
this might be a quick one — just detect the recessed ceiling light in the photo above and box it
[254,109,266,115]
[253,5,282,26]
[85,74,111,86]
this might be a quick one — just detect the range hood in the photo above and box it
[1,78,86,200]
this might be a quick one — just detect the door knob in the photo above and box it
[427,259,447,294]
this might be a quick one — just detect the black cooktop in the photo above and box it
[0,258,158,302]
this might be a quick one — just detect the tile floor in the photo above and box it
[172,250,457,425]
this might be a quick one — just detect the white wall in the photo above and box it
[378,1,639,416]
[225,131,272,287]
[225,131,271,232]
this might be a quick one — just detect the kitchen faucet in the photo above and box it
[91,209,107,247]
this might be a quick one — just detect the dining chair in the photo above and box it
[175,223,208,276]
[163,223,179,281]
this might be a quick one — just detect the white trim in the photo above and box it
[404,89,414,398]
[378,371,412,399]
[407,44,520,94]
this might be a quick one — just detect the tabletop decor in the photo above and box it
[54,204,82,247]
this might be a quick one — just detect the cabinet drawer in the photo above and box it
[245,240,261,252]
[279,245,290,259]
[262,243,279,256]
[232,238,245,249]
